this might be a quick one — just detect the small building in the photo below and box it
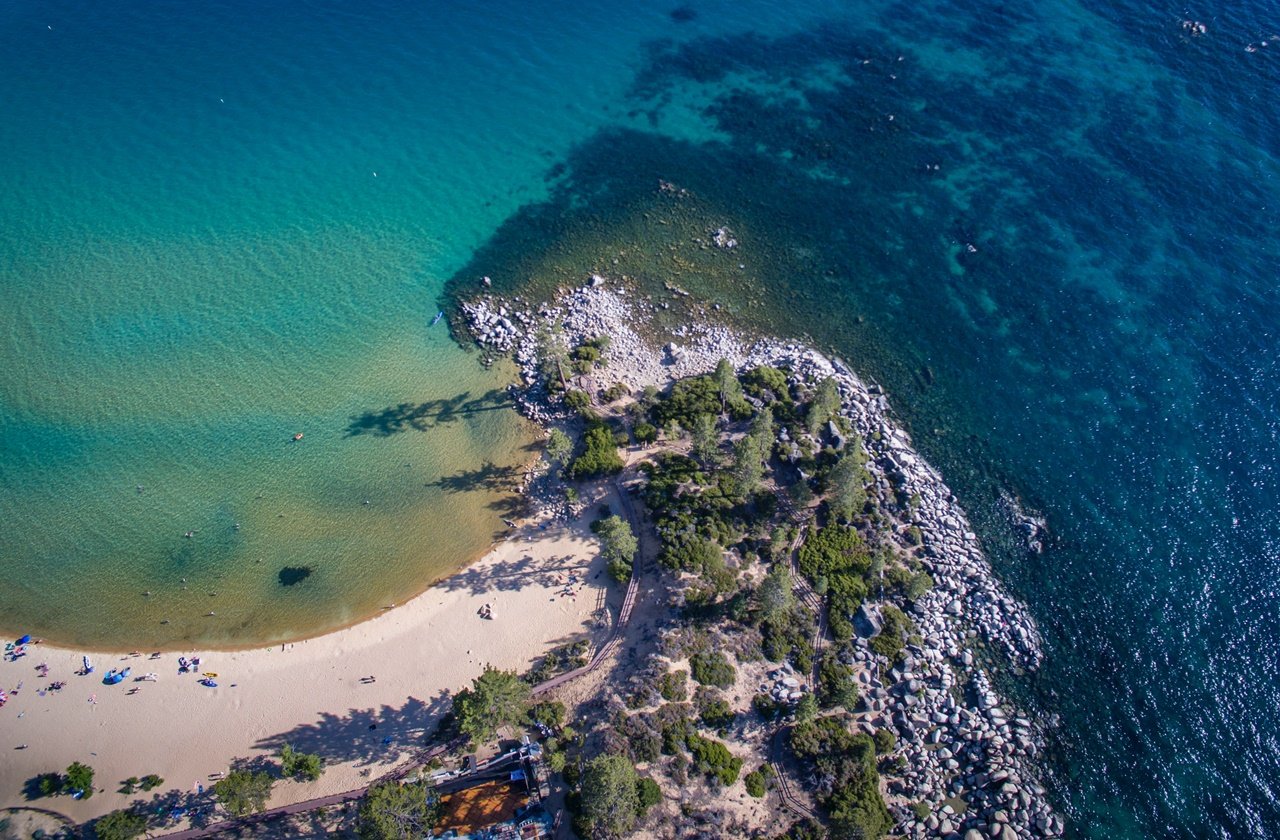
[435,749,553,839]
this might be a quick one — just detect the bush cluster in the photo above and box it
[689,650,736,688]
[743,764,774,798]
[694,686,735,730]
[869,604,916,665]
[658,670,688,702]
[686,733,743,786]
[567,425,625,479]
[816,655,859,711]
[789,717,892,839]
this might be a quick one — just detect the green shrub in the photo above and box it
[528,700,567,729]
[567,425,625,479]
[906,571,934,601]
[816,656,859,710]
[657,703,693,755]
[634,422,658,444]
[743,764,773,798]
[797,524,870,581]
[650,376,720,428]
[212,769,273,816]
[686,733,742,786]
[874,728,897,754]
[829,613,854,642]
[829,775,893,840]
[789,719,891,839]
[92,808,148,840]
[689,651,736,688]
[827,571,868,622]
[602,382,629,403]
[658,670,688,702]
[782,818,827,840]
[795,693,818,722]
[659,536,722,573]
[280,743,324,782]
[563,389,592,411]
[636,776,662,815]
[870,604,915,665]
[752,693,781,720]
[761,605,815,669]
[910,801,930,821]
[698,697,735,730]
[741,365,791,402]
[65,762,94,799]
[869,632,903,662]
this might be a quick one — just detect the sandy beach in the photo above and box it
[0,505,612,828]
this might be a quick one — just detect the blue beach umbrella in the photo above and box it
[16,634,30,645]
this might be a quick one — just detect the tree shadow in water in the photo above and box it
[426,461,522,495]
[345,389,513,437]
[253,691,451,771]
[427,461,529,541]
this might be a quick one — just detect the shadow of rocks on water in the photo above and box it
[278,566,313,587]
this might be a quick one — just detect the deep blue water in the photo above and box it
[2,0,1279,836]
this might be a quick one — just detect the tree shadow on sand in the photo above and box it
[253,691,451,771]
[434,551,599,598]
[345,389,513,437]
[121,786,218,832]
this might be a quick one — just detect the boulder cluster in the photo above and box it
[762,662,809,705]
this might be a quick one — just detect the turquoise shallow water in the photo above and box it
[0,0,848,642]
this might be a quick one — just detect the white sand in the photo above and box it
[0,512,610,827]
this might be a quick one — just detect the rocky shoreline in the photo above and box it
[462,281,1062,839]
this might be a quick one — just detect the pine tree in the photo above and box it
[690,414,720,466]
[714,358,743,413]
[808,377,841,436]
